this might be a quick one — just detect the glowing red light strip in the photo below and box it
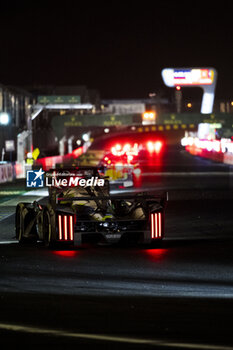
[151,213,154,238]
[69,216,73,241]
[158,213,162,237]
[155,213,158,238]
[58,215,62,240]
[64,216,68,240]
[151,213,163,239]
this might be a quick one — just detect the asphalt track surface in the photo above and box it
[1,145,233,349]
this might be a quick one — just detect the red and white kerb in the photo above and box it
[150,212,162,239]
[58,215,74,241]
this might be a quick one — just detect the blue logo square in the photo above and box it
[26,169,44,188]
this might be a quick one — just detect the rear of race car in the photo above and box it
[53,192,167,246]
[104,165,135,190]
[15,165,167,247]
[15,198,166,247]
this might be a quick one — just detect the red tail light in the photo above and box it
[150,212,162,239]
[64,215,68,240]
[58,214,74,241]
[147,141,163,153]
[154,141,163,153]
[69,216,74,241]
[58,215,62,240]
[147,141,154,153]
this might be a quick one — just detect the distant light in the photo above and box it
[104,128,110,133]
[82,133,89,142]
[187,102,192,108]
[154,141,163,153]
[76,139,82,146]
[149,92,156,98]
[231,101,233,106]
[115,144,121,151]
[143,111,155,120]
[147,140,163,153]
[124,144,131,152]
[147,141,154,153]
[175,86,181,91]
[0,112,9,125]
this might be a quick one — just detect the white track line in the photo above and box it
[0,240,17,244]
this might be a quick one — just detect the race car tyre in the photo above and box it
[43,205,56,248]
[15,202,37,244]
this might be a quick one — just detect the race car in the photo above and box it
[15,167,167,247]
[99,143,142,190]
[100,156,139,190]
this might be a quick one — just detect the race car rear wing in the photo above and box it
[56,191,168,205]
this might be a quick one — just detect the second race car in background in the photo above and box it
[99,139,164,190]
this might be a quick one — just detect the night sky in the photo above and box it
[1,1,233,100]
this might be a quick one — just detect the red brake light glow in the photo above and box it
[154,141,163,153]
[58,215,62,240]
[58,214,74,241]
[147,141,163,153]
[69,216,74,241]
[111,143,139,157]
[54,251,77,258]
[150,212,162,239]
[64,215,68,240]
[147,141,154,153]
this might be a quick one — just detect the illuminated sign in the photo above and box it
[161,67,217,114]
[173,69,214,86]
[38,95,81,104]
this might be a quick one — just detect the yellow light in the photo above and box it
[143,111,155,120]
[187,103,192,108]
